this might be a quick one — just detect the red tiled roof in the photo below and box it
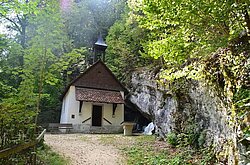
[75,87,124,104]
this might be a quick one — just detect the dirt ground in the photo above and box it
[44,134,128,165]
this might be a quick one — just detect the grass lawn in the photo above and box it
[37,144,70,165]
[98,134,212,165]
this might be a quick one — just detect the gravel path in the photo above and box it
[44,134,126,165]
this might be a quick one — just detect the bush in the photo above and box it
[167,132,178,146]
[198,131,206,148]
[37,144,69,165]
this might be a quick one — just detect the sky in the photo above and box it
[60,0,73,12]
[0,12,15,35]
[0,23,7,34]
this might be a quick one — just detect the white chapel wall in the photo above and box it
[60,90,70,123]
[62,86,80,124]
[80,102,92,124]
[60,87,125,133]
[103,103,124,126]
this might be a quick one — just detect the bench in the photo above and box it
[48,123,73,133]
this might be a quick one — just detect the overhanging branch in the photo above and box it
[243,10,250,33]
[0,13,22,33]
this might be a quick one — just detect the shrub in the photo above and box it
[167,132,178,146]
[198,131,206,148]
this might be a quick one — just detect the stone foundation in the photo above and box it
[71,124,123,133]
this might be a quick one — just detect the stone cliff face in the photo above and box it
[129,69,247,164]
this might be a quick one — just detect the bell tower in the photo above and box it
[93,34,108,63]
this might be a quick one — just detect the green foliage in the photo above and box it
[37,144,69,165]
[0,148,36,165]
[124,2,249,161]
[0,0,40,51]
[0,41,24,89]
[0,0,39,16]
[198,131,206,148]
[0,0,129,163]
[200,147,216,165]
[0,81,15,100]
[176,132,200,148]
[201,48,249,147]
[106,6,154,83]
[167,132,178,146]
[50,47,87,84]
[234,87,250,140]
[124,144,170,165]
[0,34,8,53]
[0,0,82,163]
[186,124,200,148]
[122,135,213,165]
[166,155,186,165]
[129,0,250,66]
[0,97,36,149]
[0,0,126,137]
[166,122,203,149]
[63,0,126,48]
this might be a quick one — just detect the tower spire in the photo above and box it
[93,34,108,63]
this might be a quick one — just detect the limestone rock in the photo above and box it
[128,69,247,164]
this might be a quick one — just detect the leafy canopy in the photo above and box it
[129,0,250,65]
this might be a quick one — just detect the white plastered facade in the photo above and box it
[60,86,124,133]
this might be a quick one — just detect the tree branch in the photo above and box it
[0,13,22,33]
[243,9,250,32]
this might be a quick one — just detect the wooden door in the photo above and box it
[92,105,102,126]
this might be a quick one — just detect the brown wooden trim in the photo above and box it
[112,103,117,116]
[103,118,112,125]
[60,60,128,100]
[82,117,91,124]
[75,86,121,92]
[79,101,83,113]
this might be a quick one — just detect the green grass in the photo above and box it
[80,135,90,142]
[122,136,171,165]
[98,134,117,145]
[37,144,70,165]
[121,135,210,165]
[86,134,214,165]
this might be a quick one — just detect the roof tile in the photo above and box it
[75,88,124,104]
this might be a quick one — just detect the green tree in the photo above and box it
[0,0,40,66]
[127,1,249,163]
[129,0,250,65]
[22,0,77,126]
[106,6,153,83]
[63,0,126,48]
